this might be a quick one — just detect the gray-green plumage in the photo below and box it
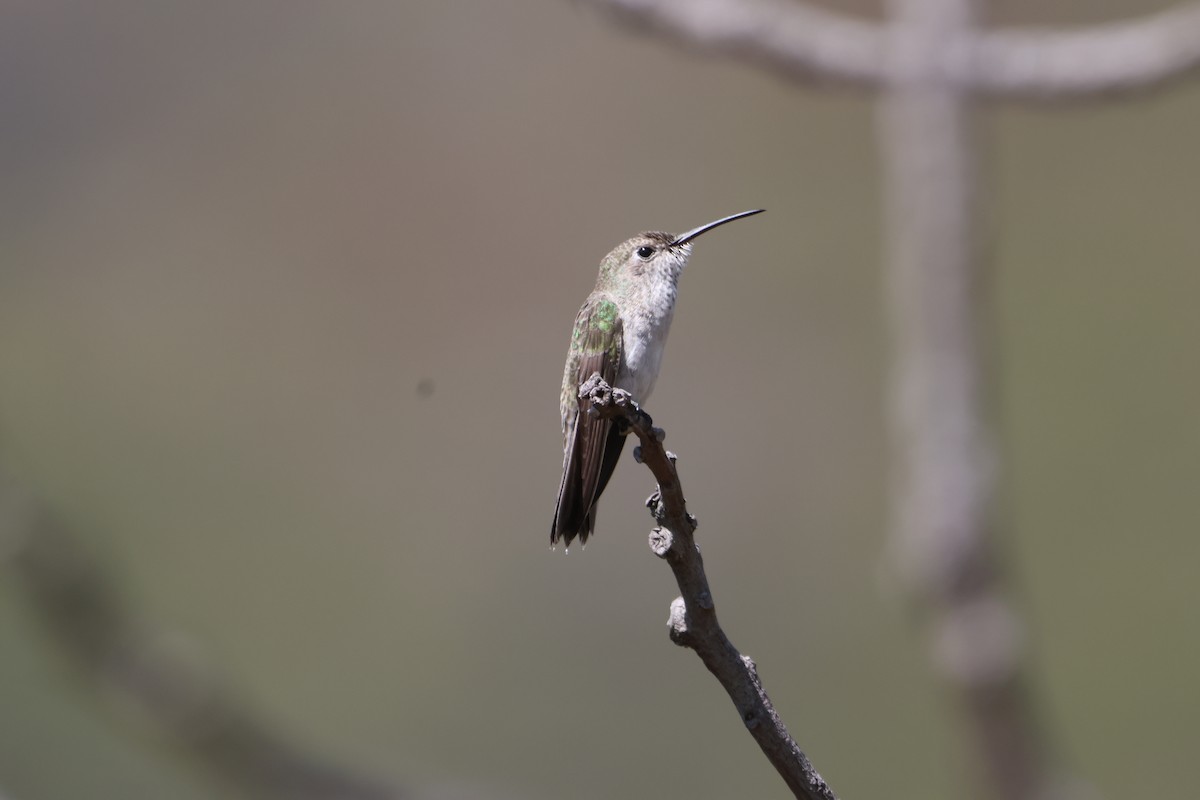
[552,210,764,548]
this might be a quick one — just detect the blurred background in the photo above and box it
[1,1,1198,798]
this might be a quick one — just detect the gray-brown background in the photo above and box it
[2,1,1197,798]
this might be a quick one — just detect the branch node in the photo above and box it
[649,527,673,558]
[667,596,691,646]
[645,489,664,521]
[695,590,714,610]
[651,426,666,442]
[932,591,1025,687]
[632,445,644,464]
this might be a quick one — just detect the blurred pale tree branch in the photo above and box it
[583,0,1200,93]
[580,376,835,800]
[579,1,1200,799]
[0,467,403,800]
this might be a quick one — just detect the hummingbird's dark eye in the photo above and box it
[635,245,655,259]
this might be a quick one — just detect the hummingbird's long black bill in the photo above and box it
[670,208,765,247]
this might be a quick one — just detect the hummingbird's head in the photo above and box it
[596,231,691,291]
[594,209,765,291]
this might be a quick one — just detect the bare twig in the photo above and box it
[579,374,835,800]
[0,467,401,800]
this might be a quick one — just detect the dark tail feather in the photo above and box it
[551,419,586,546]
[590,430,625,515]
[551,448,583,546]
[551,425,626,548]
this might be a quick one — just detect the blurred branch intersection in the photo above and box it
[580,374,835,800]
[579,1,1200,799]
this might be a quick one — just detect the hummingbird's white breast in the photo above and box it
[619,307,673,402]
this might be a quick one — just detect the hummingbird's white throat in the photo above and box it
[619,242,691,403]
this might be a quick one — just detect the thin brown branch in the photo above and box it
[578,0,888,88]
[0,467,401,800]
[971,3,1200,97]
[579,374,836,800]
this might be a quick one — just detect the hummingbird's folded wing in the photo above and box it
[552,300,625,547]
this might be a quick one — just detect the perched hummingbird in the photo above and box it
[551,209,765,548]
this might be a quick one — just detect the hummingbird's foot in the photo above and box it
[610,387,635,408]
[579,373,614,420]
[611,388,652,421]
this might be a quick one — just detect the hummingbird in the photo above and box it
[551,209,765,548]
